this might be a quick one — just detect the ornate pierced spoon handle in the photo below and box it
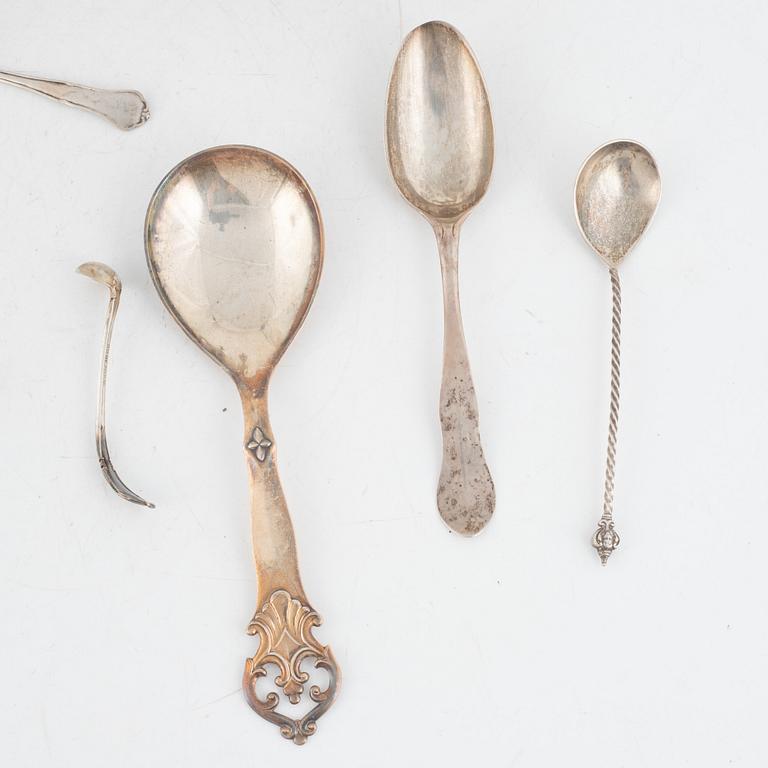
[0,70,149,130]
[239,388,339,745]
[433,222,495,536]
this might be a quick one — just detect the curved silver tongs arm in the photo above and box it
[78,262,154,508]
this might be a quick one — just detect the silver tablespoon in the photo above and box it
[386,20,495,536]
[574,139,661,564]
[145,145,338,743]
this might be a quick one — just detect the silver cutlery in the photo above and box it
[0,70,149,130]
[145,145,338,743]
[77,262,154,508]
[386,21,496,536]
[574,140,661,564]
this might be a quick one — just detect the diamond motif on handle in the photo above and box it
[247,427,272,462]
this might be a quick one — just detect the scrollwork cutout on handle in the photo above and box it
[243,589,338,745]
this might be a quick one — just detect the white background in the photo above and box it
[1,1,767,766]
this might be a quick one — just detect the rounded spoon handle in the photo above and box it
[434,222,495,535]
[592,268,622,564]
[239,389,339,745]
[0,70,149,130]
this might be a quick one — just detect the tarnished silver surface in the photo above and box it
[145,146,338,743]
[0,70,149,130]
[77,262,154,509]
[575,140,661,268]
[386,20,495,536]
[574,140,661,564]
[243,589,338,745]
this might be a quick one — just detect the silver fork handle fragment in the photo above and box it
[0,70,149,130]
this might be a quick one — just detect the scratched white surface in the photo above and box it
[1,1,767,766]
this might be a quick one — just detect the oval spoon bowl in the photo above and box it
[386,20,494,223]
[574,140,661,267]
[145,145,323,389]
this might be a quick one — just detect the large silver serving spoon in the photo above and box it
[386,20,495,536]
[574,139,661,565]
[0,69,149,130]
[145,146,338,744]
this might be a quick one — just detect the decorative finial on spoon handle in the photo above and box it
[0,70,149,130]
[435,222,495,535]
[77,262,154,508]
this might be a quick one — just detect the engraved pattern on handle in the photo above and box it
[0,70,149,130]
[239,388,339,743]
[434,222,495,536]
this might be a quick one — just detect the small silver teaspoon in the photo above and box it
[0,70,149,130]
[386,21,495,536]
[574,140,661,564]
[77,262,154,508]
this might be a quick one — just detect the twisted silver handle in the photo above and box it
[592,267,621,564]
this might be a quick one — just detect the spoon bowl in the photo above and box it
[386,20,494,222]
[145,145,323,390]
[76,261,120,290]
[574,140,661,267]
